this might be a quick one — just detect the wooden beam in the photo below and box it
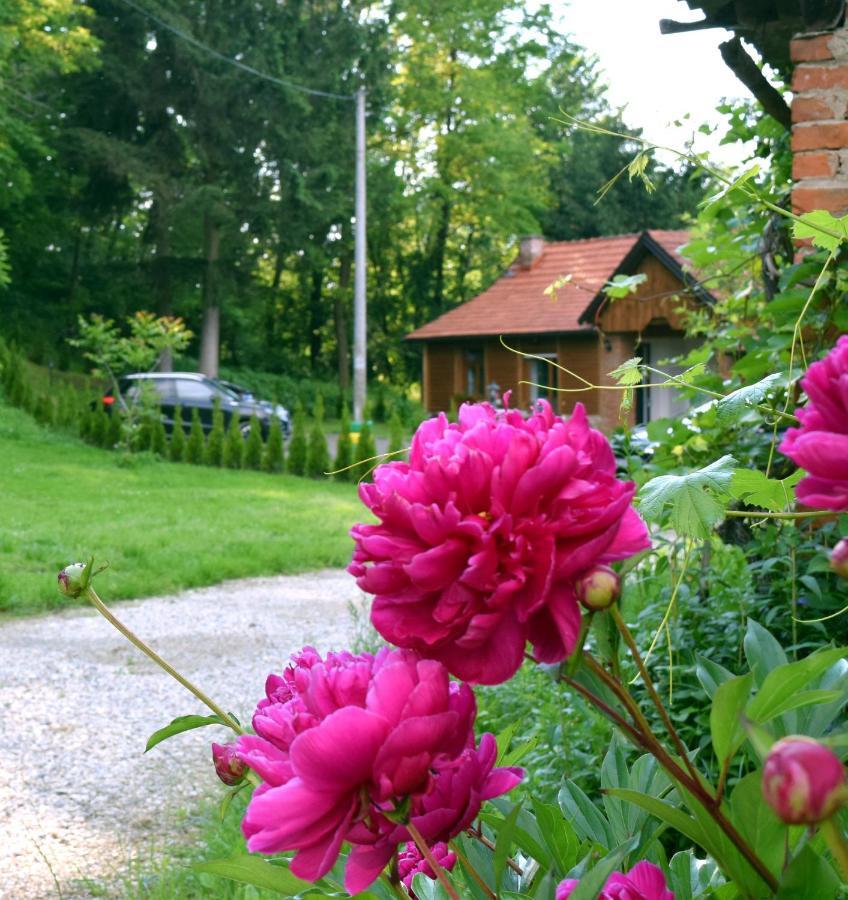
[718,36,792,130]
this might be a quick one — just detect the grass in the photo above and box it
[0,401,366,615]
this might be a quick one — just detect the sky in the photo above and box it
[559,0,754,167]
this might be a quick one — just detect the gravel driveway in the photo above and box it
[0,570,362,899]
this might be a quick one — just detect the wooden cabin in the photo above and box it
[406,230,714,432]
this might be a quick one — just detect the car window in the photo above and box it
[151,379,178,401]
[177,379,215,402]
[122,378,176,403]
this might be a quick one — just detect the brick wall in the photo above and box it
[791,13,848,215]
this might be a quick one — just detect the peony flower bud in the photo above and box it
[762,736,848,825]
[212,741,246,786]
[575,565,621,611]
[57,562,88,598]
[830,539,848,579]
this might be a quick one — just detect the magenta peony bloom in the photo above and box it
[397,841,456,888]
[236,646,522,892]
[557,861,674,899]
[762,736,848,825]
[349,400,649,684]
[779,335,848,511]
[211,741,246,786]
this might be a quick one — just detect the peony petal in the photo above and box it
[404,539,470,591]
[235,735,292,786]
[344,843,398,894]
[784,432,848,479]
[625,861,673,899]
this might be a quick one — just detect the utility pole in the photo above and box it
[353,86,367,422]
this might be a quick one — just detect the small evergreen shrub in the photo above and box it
[263,419,285,473]
[334,405,353,482]
[287,403,308,476]
[205,399,225,466]
[306,420,330,478]
[150,410,168,457]
[107,409,123,449]
[169,407,186,461]
[223,415,245,469]
[388,410,406,461]
[355,421,377,483]
[185,408,206,464]
[243,414,263,470]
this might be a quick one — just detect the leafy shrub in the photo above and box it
[243,415,263,470]
[205,399,225,467]
[262,420,284,473]
[150,410,168,457]
[306,421,330,479]
[334,405,353,482]
[184,409,205,465]
[223,415,244,469]
[287,403,307,476]
[169,407,186,462]
[354,421,377,482]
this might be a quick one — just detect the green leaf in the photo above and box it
[776,844,841,897]
[638,455,736,538]
[604,273,648,300]
[711,673,754,763]
[567,838,640,900]
[701,164,760,208]
[494,800,523,890]
[695,655,735,699]
[747,647,848,724]
[145,714,225,752]
[558,779,613,848]
[730,468,802,512]
[603,789,710,856]
[608,356,644,385]
[792,209,848,252]
[743,620,787,685]
[532,799,579,873]
[194,855,313,893]
[715,373,782,427]
[729,772,789,877]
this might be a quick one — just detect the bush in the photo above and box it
[222,415,244,469]
[287,403,307,476]
[169,407,186,462]
[334,405,353,482]
[150,410,168,457]
[243,414,264,470]
[387,409,405,460]
[92,406,110,448]
[205,399,225,466]
[306,422,330,479]
[106,409,123,449]
[355,421,377,482]
[262,419,285,473]
[184,409,205,464]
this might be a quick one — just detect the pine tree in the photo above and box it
[185,408,206,464]
[223,415,245,469]
[151,409,168,456]
[313,390,325,424]
[169,406,186,462]
[243,414,263,470]
[306,419,330,478]
[355,421,378,483]
[263,419,285,473]
[205,399,225,466]
[287,402,308,476]
[388,409,406,461]
[334,405,353,482]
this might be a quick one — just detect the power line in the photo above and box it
[116,0,355,101]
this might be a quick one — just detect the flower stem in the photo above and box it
[407,822,459,900]
[610,606,702,790]
[467,827,524,876]
[724,509,834,520]
[821,818,848,882]
[84,585,244,735]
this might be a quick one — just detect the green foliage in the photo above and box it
[242,415,263,470]
[146,714,226,754]
[355,421,377,483]
[334,406,353,482]
[150,410,168,457]
[262,420,285,474]
[205,400,225,467]
[312,390,325,423]
[185,409,206,465]
[223,416,245,470]
[287,403,308,477]
[306,420,330,479]
[169,407,186,462]
[387,409,405,460]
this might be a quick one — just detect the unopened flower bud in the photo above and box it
[575,565,621,611]
[212,741,246,786]
[830,539,848,579]
[57,562,88,598]
[762,736,848,825]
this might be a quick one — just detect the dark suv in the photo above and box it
[104,372,290,438]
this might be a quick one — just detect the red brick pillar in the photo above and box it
[791,14,848,215]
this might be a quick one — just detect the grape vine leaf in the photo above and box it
[604,273,648,299]
[792,210,848,252]
[730,468,803,511]
[714,373,782,426]
[609,356,643,414]
[638,455,737,538]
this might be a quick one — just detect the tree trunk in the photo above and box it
[151,195,174,371]
[200,214,221,377]
[335,251,351,391]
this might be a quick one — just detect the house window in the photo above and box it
[530,354,557,403]
[465,350,484,397]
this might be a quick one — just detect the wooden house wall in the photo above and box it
[597,255,691,334]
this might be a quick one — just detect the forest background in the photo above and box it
[1,0,706,397]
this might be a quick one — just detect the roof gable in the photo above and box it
[406,229,702,341]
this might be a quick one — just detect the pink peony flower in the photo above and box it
[349,400,649,684]
[779,335,848,511]
[397,841,456,888]
[236,646,522,893]
[557,861,674,900]
[211,741,247,786]
[762,736,848,825]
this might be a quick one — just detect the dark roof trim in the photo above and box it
[577,230,717,327]
[405,328,596,343]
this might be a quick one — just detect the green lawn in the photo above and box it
[0,402,365,615]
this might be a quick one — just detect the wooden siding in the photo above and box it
[485,342,520,401]
[557,335,599,417]
[597,255,692,334]
[424,343,459,412]
[598,332,637,430]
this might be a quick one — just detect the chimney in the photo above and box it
[518,235,545,268]
[791,18,848,216]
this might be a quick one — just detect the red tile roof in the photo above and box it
[406,230,691,340]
